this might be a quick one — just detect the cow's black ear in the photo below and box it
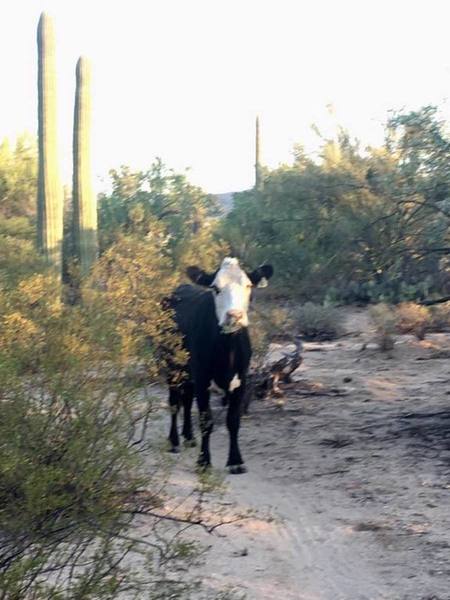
[248,264,274,288]
[186,266,216,286]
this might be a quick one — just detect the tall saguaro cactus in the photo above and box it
[255,115,263,191]
[37,12,63,273]
[72,56,98,276]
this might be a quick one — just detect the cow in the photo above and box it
[166,257,274,474]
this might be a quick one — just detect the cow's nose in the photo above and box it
[227,309,244,322]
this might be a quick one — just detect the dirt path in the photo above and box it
[152,309,450,599]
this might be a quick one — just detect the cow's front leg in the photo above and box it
[168,386,181,452]
[196,385,213,469]
[181,381,196,447]
[226,382,247,474]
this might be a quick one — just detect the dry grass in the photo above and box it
[294,302,343,341]
[249,305,294,360]
[395,302,430,340]
[370,301,450,350]
[429,303,450,331]
[369,303,396,351]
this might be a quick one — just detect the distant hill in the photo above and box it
[213,192,235,215]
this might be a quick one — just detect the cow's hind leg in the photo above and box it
[181,381,196,447]
[168,386,181,452]
[226,385,247,474]
[196,386,213,469]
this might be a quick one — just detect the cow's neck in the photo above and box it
[212,328,251,391]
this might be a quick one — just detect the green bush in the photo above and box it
[222,107,450,305]
[248,304,295,362]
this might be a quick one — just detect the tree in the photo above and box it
[0,134,37,223]
[222,110,450,303]
[383,106,450,296]
[98,159,227,272]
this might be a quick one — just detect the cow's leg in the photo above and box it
[226,382,247,474]
[181,381,196,447]
[196,384,213,468]
[168,386,181,452]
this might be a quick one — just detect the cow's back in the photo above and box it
[171,284,219,370]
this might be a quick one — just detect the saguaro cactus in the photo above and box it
[255,115,263,191]
[72,56,98,275]
[37,12,63,273]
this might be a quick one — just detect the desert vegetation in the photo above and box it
[1,9,450,600]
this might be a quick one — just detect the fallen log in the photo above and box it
[242,338,303,412]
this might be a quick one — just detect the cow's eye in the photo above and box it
[210,285,220,295]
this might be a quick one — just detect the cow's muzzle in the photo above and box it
[222,309,245,333]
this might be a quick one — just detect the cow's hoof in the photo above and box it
[228,464,247,475]
[196,462,211,473]
[168,446,180,454]
[184,438,197,448]
[196,456,211,471]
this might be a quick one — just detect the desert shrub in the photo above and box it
[294,302,342,341]
[248,304,296,362]
[428,303,450,331]
[329,277,435,306]
[87,234,187,378]
[0,236,223,599]
[223,108,450,305]
[395,302,431,339]
[369,304,396,351]
[0,234,45,291]
[266,305,295,336]
[248,308,271,363]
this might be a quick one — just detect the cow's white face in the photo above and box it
[186,258,274,334]
[211,258,253,332]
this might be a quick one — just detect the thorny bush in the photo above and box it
[0,234,231,599]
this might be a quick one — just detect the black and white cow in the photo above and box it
[167,257,274,474]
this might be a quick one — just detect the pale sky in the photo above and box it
[2,0,450,194]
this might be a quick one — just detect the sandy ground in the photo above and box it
[147,309,450,600]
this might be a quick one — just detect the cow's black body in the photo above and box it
[168,283,251,472]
